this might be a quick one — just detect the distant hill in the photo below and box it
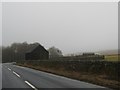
[96,49,119,55]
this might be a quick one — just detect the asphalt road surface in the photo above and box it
[2,63,108,89]
[0,64,2,90]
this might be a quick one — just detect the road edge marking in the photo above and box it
[13,71,21,78]
[25,81,37,90]
[8,68,11,71]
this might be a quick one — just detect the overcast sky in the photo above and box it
[2,2,118,54]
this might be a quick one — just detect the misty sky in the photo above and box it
[2,2,118,54]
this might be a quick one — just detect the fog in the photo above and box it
[2,2,118,54]
[0,3,2,48]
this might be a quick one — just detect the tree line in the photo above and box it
[2,42,63,63]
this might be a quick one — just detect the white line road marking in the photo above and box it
[8,68,11,71]
[25,81,37,90]
[13,71,21,78]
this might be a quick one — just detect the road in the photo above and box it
[0,64,2,90]
[2,63,108,89]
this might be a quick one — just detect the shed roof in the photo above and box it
[26,43,44,53]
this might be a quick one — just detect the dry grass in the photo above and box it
[17,63,120,89]
[105,54,120,61]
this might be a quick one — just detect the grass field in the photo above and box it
[105,54,120,61]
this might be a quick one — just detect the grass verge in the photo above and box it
[16,63,119,90]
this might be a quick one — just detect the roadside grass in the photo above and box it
[105,55,120,61]
[16,60,120,90]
